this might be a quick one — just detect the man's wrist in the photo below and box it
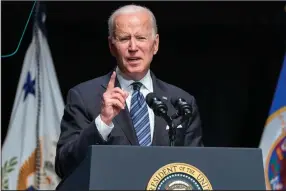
[100,114,112,126]
[95,115,114,141]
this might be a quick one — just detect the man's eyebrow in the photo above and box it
[115,32,130,36]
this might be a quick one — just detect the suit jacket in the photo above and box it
[55,70,203,179]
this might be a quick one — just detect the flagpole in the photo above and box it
[34,1,42,189]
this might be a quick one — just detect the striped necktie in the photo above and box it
[130,82,152,146]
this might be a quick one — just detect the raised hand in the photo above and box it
[100,71,129,125]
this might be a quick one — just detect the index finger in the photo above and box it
[107,71,116,90]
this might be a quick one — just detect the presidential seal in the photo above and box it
[146,163,212,190]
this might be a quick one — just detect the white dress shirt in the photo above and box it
[95,67,154,141]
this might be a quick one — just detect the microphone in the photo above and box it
[146,93,168,117]
[171,97,192,117]
[146,93,176,146]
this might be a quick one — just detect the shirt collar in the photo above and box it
[115,66,153,92]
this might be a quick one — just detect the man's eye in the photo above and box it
[119,37,129,41]
[137,37,146,40]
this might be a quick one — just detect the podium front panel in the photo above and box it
[89,146,265,190]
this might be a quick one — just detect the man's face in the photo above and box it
[108,11,159,80]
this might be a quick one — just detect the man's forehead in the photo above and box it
[114,12,151,27]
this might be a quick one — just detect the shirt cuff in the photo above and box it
[95,115,114,141]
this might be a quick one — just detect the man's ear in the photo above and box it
[108,36,116,57]
[153,34,159,55]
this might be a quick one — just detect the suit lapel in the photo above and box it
[150,72,172,146]
[101,71,139,145]
[113,106,139,145]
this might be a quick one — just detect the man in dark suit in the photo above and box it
[55,4,203,179]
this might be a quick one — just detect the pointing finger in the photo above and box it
[107,71,116,90]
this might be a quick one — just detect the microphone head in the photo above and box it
[146,92,156,108]
[171,97,186,108]
[146,93,168,116]
[171,97,192,116]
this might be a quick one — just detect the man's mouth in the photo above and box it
[127,57,141,61]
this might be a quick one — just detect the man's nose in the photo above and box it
[128,38,138,51]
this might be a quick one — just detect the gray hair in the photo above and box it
[108,4,158,38]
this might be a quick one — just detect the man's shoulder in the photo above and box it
[156,78,196,102]
[69,72,110,95]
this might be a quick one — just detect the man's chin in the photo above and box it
[125,65,144,73]
[125,63,143,71]
[128,68,142,73]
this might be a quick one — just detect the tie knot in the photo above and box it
[132,82,143,91]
